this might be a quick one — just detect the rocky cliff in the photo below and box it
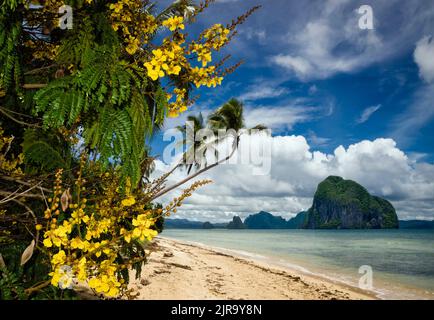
[244,211,287,229]
[304,176,398,229]
[227,216,246,229]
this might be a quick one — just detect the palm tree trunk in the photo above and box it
[150,137,238,201]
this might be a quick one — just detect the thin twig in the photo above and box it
[0,107,41,128]
[0,175,51,193]
[0,184,45,203]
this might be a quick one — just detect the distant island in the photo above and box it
[304,176,398,229]
[164,176,432,230]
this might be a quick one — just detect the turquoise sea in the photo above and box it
[162,229,434,300]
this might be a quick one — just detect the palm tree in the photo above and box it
[151,98,266,200]
[176,112,207,174]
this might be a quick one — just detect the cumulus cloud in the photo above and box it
[414,36,434,83]
[154,134,434,222]
[356,104,381,124]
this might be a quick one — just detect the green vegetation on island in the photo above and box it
[304,176,399,229]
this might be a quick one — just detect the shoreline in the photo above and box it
[128,236,376,300]
[161,236,380,298]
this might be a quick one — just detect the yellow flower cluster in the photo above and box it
[167,88,188,118]
[41,162,164,298]
[190,66,223,88]
[25,40,59,61]
[132,213,158,241]
[191,43,212,67]
[144,42,184,81]
[137,14,232,119]
[43,221,72,248]
[0,127,23,175]
[88,273,122,298]
[108,0,158,55]
[121,196,135,207]
[162,16,185,31]
[189,24,230,67]
[203,24,231,50]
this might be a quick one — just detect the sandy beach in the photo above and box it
[127,237,375,300]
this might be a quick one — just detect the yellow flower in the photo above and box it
[51,250,67,267]
[75,257,87,281]
[121,196,136,207]
[167,64,181,75]
[162,16,184,32]
[120,228,132,243]
[50,267,72,287]
[43,238,53,248]
[125,36,140,55]
[71,208,90,224]
[88,274,121,297]
[70,237,88,250]
[109,3,123,14]
[131,214,158,241]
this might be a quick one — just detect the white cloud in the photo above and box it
[270,2,384,80]
[414,36,434,83]
[240,28,267,44]
[390,83,434,146]
[272,55,315,79]
[307,130,330,146]
[356,104,381,124]
[388,36,434,145]
[243,102,314,131]
[238,85,288,101]
[154,134,434,222]
[268,0,434,80]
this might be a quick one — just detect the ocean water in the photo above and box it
[161,229,434,300]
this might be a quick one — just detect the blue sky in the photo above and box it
[150,0,434,222]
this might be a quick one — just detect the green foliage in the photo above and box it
[315,176,372,214]
[33,44,165,185]
[0,14,22,94]
[0,240,77,299]
[373,196,398,228]
[0,0,22,13]
[22,128,70,172]
[208,98,246,132]
[0,267,27,300]
[151,203,165,234]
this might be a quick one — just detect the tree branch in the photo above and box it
[0,187,45,203]
[0,107,41,128]
[0,175,51,193]
[24,64,57,75]
[22,84,47,89]
[24,280,51,296]
[10,198,40,245]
